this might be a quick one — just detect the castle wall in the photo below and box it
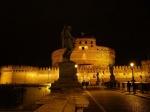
[1,37,149,85]
[0,63,149,85]
[0,65,13,84]
[77,63,150,85]
[0,66,59,84]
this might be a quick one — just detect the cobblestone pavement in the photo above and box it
[118,89,150,99]
[83,86,150,112]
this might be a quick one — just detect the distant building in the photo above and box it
[0,37,150,84]
[52,37,115,68]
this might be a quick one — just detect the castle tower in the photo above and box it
[51,37,115,69]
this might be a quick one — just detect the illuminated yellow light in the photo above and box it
[78,46,88,50]
[84,46,88,50]
[79,46,82,50]
[46,83,51,86]
[75,64,78,68]
[130,63,134,67]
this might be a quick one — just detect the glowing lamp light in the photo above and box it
[75,64,78,68]
[130,62,135,82]
[130,63,134,67]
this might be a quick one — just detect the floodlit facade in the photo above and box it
[0,37,150,85]
[52,37,115,68]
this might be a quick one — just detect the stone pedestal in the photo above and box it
[50,61,82,93]
[110,74,115,82]
[109,74,116,88]
[96,73,100,86]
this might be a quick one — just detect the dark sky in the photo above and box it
[0,0,150,67]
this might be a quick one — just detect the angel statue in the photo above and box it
[61,25,75,61]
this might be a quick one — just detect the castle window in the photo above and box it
[82,47,85,50]
[91,41,93,44]
[91,45,93,47]
[79,41,81,44]
[85,41,87,44]
[79,46,88,50]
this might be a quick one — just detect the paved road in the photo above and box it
[83,86,150,112]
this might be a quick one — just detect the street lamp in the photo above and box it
[102,71,104,82]
[130,63,135,82]
[48,68,50,83]
[130,62,136,93]
[101,71,104,86]
[75,64,78,68]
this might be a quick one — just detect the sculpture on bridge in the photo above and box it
[61,25,75,61]
[108,64,116,88]
[108,64,114,75]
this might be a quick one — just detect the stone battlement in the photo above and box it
[0,60,150,84]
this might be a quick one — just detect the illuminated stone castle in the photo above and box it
[52,37,115,68]
[0,37,150,84]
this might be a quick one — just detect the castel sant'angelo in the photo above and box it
[0,37,150,85]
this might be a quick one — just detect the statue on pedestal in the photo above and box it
[109,64,114,75]
[61,25,75,61]
[49,26,89,111]
[50,25,81,93]
[108,64,116,88]
[96,72,100,85]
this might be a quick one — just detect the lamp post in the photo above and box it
[102,71,104,83]
[101,71,104,86]
[130,63,135,82]
[48,68,50,83]
[130,62,136,93]
[102,72,104,86]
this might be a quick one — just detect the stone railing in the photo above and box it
[103,82,150,94]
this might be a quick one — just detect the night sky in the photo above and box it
[0,0,150,67]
